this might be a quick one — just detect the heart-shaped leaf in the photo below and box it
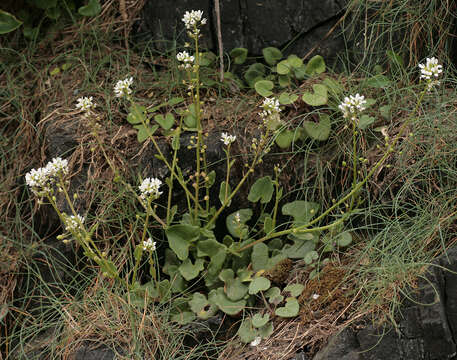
[134,124,159,142]
[127,104,147,125]
[275,297,299,318]
[275,129,294,149]
[303,113,331,141]
[178,258,205,281]
[276,59,291,75]
[284,284,305,297]
[278,92,298,105]
[282,200,319,226]
[302,84,328,106]
[287,54,303,68]
[249,276,271,295]
[154,113,175,130]
[226,209,253,239]
[189,293,218,319]
[252,313,270,328]
[244,63,266,87]
[230,47,248,65]
[166,224,200,260]
[365,74,390,88]
[209,288,246,315]
[304,55,326,76]
[358,114,375,130]
[255,80,274,97]
[336,231,352,247]
[248,176,274,203]
[78,0,101,16]
[263,47,283,65]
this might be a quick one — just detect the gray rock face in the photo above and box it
[312,247,457,360]
[137,0,346,62]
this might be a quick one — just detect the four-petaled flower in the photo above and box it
[176,51,195,69]
[419,57,443,90]
[114,77,134,98]
[182,10,207,35]
[63,214,85,233]
[25,157,69,197]
[338,93,366,122]
[142,238,156,252]
[258,97,281,119]
[76,96,96,112]
[139,177,163,201]
[221,132,236,146]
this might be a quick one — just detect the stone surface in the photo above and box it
[74,344,116,360]
[137,0,346,63]
[312,247,457,360]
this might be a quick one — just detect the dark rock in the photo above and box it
[74,343,116,360]
[312,248,457,360]
[137,0,346,63]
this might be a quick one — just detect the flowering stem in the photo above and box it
[194,28,203,222]
[239,86,429,252]
[351,120,357,209]
[224,146,231,203]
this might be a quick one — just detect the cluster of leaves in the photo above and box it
[0,0,101,38]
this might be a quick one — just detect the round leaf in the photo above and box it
[254,80,274,97]
[252,313,270,328]
[230,47,248,65]
[304,55,326,76]
[248,176,274,203]
[303,114,331,141]
[78,0,102,16]
[248,276,271,295]
[166,224,200,260]
[276,59,291,75]
[275,298,299,318]
[262,47,283,65]
[302,84,328,106]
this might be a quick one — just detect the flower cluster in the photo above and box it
[258,97,281,119]
[139,177,163,201]
[221,132,236,146]
[114,77,134,98]
[25,157,69,197]
[76,96,96,113]
[182,10,207,36]
[142,238,157,252]
[63,213,85,233]
[338,93,366,122]
[176,51,195,70]
[419,57,443,90]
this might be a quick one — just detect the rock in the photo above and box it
[137,0,346,62]
[73,344,116,360]
[312,247,457,360]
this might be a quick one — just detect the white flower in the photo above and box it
[419,57,443,81]
[259,97,281,118]
[250,336,262,347]
[45,157,69,178]
[312,294,320,300]
[63,214,85,233]
[25,157,69,196]
[419,57,443,90]
[176,51,195,69]
[221,132,236,146]
[76,96,96,112]
[182,10,206,30]
[114,77,134,98]
[142,238,156,252]
[234,212,241,224]
[338,93,366,121]
[139,177,163,200]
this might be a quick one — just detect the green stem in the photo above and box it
[194,29,202,222]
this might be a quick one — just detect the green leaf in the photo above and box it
[386,50,404,69]
[134,124,159,142]
[167,97,184,106]
[358,115,375,130]
[50,67,60,76]
[154,113,175,130]
[248,176,274,203]
[284,283,305,297]
[293,65,307,80]
[365,74,390,89]
[251,243,286,272]
[127,104,147,124]
[252,313,270,328]
[322,77,344,96]
[304,55,326,76]
[219,181,231,206]
[303,250,318,264]
[265,287,284,305]
[282,200,319,227]
[45,6,61,20]
[226,277,249,301]
[171,311,195,325]
[302,84,328,106]
[287,54,303,68]
[100,259,118,278]
[264,216,273,235]
[166,224,200,260]
[254,80,274,97]
[303,113,331,141]
[262,47,283,66]
[230,47,248,65]
[189,293,218,319]
[178,258,205,281]
[171,131,180,150]
[226,209,253,239]
[209,288,246,315]
[278,74,291,88]
[199,51,216,66]
[244,63,266,87]
[258,322,274,339]
[278,92,298,105]
[248,276,271,295]
[380,105,392,120]
[275,129,294,149]
[237,318,257,343]
[275,297,299,318]
[336,231,352,247]
[283,237,316,259]
[276,59,291,75]
[78,0,102,16]
[31,0,57,9]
